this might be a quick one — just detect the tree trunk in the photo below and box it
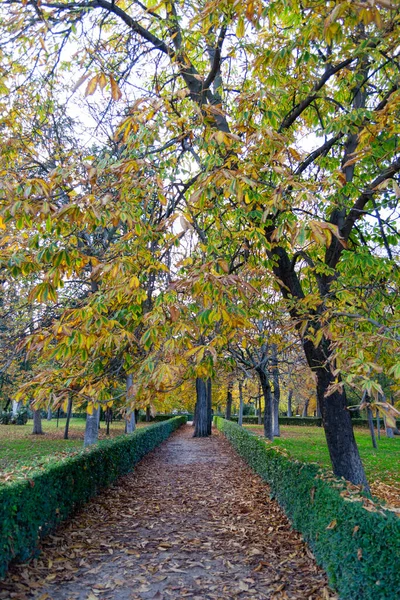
[385,421,394,438]
[302,398,309,417]
[126,410,136,433]
[194,377,211,437]
[265,231,369,487]
[271,344,280,437]
[12,400,21,416]
[316,397,322,418]
[238,380,244,427]
[146,405,151,422]
[84,406,100,447]
[225,382,233,421]
[257,385,262,425]
[311,345,369,488]
[257,368,273,441]
[105,407,112,435]
[367,405,377,449]
[287,389,293,417]
[64,395,73,440]
[32,409,43,435]
[47,406,52,421]
[125,374,136,434]
[376,409,381,440]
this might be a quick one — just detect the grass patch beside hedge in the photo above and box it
[215,417,400,600]
[0,416,186,578]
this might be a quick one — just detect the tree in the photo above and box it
[1,0,400,486]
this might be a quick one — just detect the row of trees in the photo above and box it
[0,0,399,487]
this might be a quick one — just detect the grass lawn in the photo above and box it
[246,425,400,507]
[0,418,147,482]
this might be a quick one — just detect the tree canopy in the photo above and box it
[1,0,399,484]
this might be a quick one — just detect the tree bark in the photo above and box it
[302,398,309,417]
[271,344,280,437]
[126,374,136,434]
[194,377,211,437]
[287,389,293,417]
[12,400,21,416]
[225,382,233,421]
[105,407,112,435]
[47,406,52,421]
[64,395,73,440]
[367,405,377,449]
[309,343,369,488]
[84,406,100,447]
[146,405,151,422]
[257,367,273,441]
[32,409,43,435]
[238,380,244,427]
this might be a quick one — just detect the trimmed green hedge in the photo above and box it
[229,416,400,428]
[0,416,186,578]
[138,413,193,422]
[214,417,400,600]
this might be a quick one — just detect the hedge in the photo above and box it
[0,416,186,578]
[229,415,400,428]
[214,417,400,600]
[138,413,194,422]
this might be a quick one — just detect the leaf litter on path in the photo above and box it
[0,425,337,599]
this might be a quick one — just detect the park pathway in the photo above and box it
[1,425,337,600]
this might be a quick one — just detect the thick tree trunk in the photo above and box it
[225,382,233,421]
[271,344,280,437]
[84,406,100,447]
[64,395,73,440]
[287,389,293,417]
[257,368,273,441]
[194,377,211,437]
[238,380,244,427]
[265,230,369,487]
[310,344,369,488]
[32,409,43,435]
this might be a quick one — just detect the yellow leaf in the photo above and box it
[98,72,107,91]
[110,75,122,101]
[326,519,337,530]
[0,216,5,229]
[236,17,245,38]
[85,75,98,97]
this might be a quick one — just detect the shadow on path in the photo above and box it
[1,425,337,599]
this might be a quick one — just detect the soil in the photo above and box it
[0,425,337,600]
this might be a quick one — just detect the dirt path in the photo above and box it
[1,425,336,600]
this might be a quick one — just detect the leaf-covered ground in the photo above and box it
[0,419,147,483]
[0,425,336,599]
[247,425,400,509]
